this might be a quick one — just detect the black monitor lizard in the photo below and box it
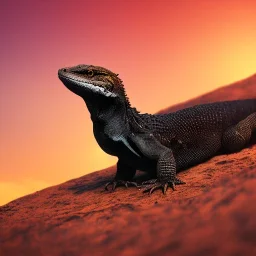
[58,64,256,194]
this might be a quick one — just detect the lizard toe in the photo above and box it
[143,181,168,194]
[142,177,186,195]
[174,177,186,185]
[105,181,117,191]
[105,180,139,191]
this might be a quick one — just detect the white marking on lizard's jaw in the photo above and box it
[80,81,117,98]
[60,73,117,98]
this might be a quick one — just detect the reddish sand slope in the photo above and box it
[0,74,256,256]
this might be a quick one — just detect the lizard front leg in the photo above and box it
[105,159,138,191]
[142,150,185,194]
[130,133,185,194]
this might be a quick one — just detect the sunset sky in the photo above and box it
[1,0,256,205]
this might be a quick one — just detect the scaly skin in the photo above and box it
[58,64,256,194]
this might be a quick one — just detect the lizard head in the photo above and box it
[58,64,129,105]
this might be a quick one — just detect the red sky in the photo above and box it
[1,0,256,205]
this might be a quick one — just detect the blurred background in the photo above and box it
[1,0,256,205]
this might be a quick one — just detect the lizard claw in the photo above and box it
[142,177,186,195]
[163,183,168,194]
[105,180,139,191]
[174,177,186,185]
[143,181,169,195]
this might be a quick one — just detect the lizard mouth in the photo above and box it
[58,68,117,98]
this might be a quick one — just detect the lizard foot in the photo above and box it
[105,180,139,191]
[142,177,186,194]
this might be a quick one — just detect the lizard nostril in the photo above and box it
[63,68,67,72]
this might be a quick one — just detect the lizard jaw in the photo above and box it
[58,68,117,98]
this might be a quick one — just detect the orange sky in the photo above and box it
[1,0,256,205]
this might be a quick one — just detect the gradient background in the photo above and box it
[1,0,256,205]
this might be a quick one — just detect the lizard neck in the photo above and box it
[84,95,132,145]
[83,95,129,126]
[83,93,150,135]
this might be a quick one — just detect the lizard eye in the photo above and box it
[87,70,94,77]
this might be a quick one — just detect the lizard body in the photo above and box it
[58,65,256,194]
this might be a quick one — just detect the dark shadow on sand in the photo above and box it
[67,170,153,195]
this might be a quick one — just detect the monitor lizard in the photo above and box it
[58,64,256,194]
